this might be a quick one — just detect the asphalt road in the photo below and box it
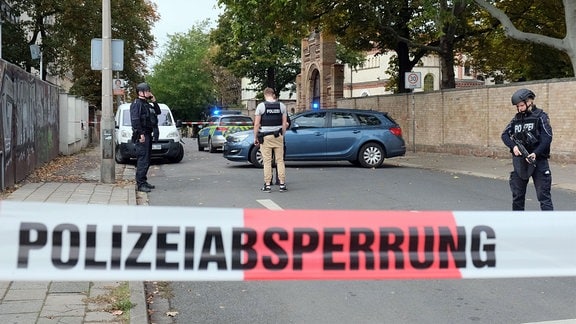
[145,139,576,324]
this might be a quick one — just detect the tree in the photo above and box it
[211,8,301,97]
[227,0,481,92]
[462,0,571,81]
[474,0,576,76]
[146,22,217,121]
[9,0,158,107]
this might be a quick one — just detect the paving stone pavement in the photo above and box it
[0,160,149,324]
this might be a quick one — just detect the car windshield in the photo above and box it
[121,110,131,126]
[120,108,173,126]
[158,109,173,126]
[221,116,253,126]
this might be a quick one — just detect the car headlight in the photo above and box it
[228,133,250,143]
[166,130,180,139]
[120,129,132,140]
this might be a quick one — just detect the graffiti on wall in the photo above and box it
[0,60,59,189]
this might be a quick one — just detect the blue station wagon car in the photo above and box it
[223,108,406,168]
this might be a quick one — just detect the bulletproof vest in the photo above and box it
[260,102,283,127]
[138,100,152,129]
[511,108,541,150]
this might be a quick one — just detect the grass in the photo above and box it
[85,281,134,323]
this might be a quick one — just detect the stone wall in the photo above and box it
[338,78,576,162]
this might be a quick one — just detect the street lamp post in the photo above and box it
[100,0,115,183]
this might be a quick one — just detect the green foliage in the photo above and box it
[147,22,217,121]
[211,6,301,96]
[464,0,572,81]
[8,0,158,108]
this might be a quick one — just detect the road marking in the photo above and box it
[257,199,284,210]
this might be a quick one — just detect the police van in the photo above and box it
[114,103,184,163]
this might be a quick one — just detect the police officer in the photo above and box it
[501,88,553,211]
[130,82,159,193]
[253,87,288,192]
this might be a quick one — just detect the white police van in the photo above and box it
[114,103,184,163]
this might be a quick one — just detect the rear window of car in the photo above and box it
[221,116,253,126]
[356,113,383,126]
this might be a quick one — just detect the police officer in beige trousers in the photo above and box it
[254,87,288,192]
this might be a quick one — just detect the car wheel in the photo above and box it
[358,142,385,168]
[208,137,217,153]
[249,146,264,168]
[170,144,184,163]
[197,138,204,151]
[115,145,128,164]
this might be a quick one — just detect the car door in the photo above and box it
[325,111,361,159]
[198,117,218,145]
[285,111,328,159]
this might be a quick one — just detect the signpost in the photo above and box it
[404,72,422,153]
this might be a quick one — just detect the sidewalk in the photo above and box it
[0,159,148,323]
[0,147,574,324]
[389,151,576,193]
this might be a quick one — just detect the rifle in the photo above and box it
[510,133,536,166]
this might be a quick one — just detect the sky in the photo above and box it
[149,0,222,65]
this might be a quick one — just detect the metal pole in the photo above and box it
[100,0,115,183]
[412,93,416,153]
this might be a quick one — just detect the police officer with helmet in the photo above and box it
[501,88,553,211]
[130,82,160,193]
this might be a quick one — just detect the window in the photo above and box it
[122,110,131,126]
[331,112,357,127]
[356,113,381,126]
[158,110,173,126]
[424,74,434,92]
[294,112,326,128]
[222,116,253,126]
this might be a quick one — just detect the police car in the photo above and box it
[197,114,254,153]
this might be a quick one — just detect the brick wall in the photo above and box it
[338,78,576,162]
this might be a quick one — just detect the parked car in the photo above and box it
[114,103,184,164]
[198,115,254,153]
[223,108,406,168]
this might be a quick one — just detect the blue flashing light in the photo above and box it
[312,102,319,110]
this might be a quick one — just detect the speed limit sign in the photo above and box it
[404,72,422,89]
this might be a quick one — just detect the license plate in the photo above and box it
[152,144,161,150]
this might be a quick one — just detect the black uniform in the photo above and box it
[150,104,161,142]
[501,106,553,211]
[130,98,159,187]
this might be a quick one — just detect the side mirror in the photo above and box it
[176,120,182,128]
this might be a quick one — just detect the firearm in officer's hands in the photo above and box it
[510,133,536,166]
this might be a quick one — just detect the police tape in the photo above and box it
[1,201,575,281]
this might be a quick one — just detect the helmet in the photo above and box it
[136,82,151,93]
[511,88,535,105]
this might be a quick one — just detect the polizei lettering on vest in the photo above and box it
[17,222,496,272]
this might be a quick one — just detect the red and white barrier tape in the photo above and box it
[1,202,574,281]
